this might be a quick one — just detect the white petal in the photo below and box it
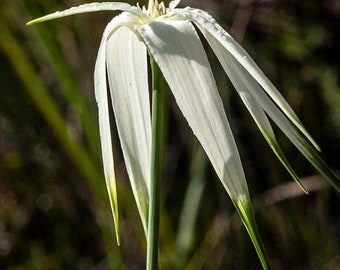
[94,13,141,244]
[138,20,249,202]
[204,34,307,191]
[169,0,181,9]
[174,7,320,151]
[106,26,151,232]
[94,18,120,244]
[197,27,340,192]
[27,2,136,25]
[225,53,340,192]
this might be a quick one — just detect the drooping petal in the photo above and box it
[203,33,307,192]
[94,18,120,245]
[26,2,138,25]
[174,7,320,151]
[94,13,143,244]
[106,26,151,233]
[196,23,340,193]
[138,19,270,269]
[255,87,340,192]
[139,20,247,201]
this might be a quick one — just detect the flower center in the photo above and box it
[147,0,167,17]
[137,0,180,19]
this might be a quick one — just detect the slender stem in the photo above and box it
[147,56,166,270]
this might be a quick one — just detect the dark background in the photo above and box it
[0,0,339,269]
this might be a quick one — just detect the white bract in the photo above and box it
[28,0,339,258]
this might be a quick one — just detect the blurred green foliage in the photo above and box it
[0,0,339,269]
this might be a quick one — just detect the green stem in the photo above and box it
[147,57,166,270]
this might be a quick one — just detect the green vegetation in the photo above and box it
[0,1,339,269]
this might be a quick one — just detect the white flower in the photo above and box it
[27,0,340,264]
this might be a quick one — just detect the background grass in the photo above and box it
[0,0,339,269]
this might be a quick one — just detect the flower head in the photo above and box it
[27,0,340,266]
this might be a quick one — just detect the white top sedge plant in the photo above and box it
[27,1,340,269]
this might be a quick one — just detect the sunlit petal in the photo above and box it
[138,20,270,267]
[26,2,135,25]
[27,2,339,266]
[199,28,340,192]
[174,7,320,151]
[229,59,340,192]
[94,13,141,244]
[106,26,151,232]
[138,19,248,203]
[204,35,307,192]
[94,18,120,245]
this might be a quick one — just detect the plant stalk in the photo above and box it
[146,56,166,270]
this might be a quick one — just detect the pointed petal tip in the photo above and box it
[297,181,309,194]
[106,176,121,246]
[115,230,121,246]
[26,18,44,25]
[25,13,66,25]
[26,2,134,26]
